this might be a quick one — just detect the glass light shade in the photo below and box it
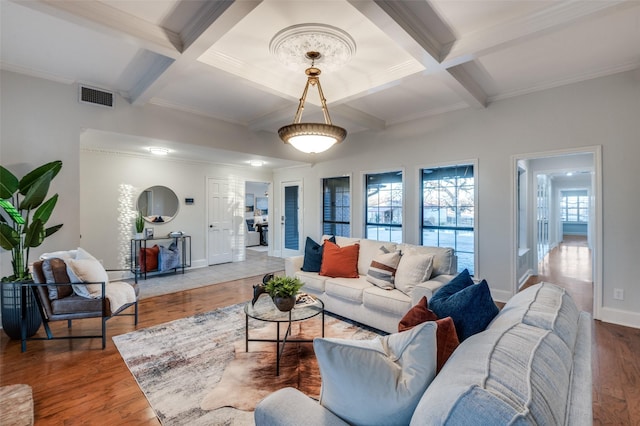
[278,123,346,154]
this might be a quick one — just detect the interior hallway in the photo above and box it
[525,235,593,313]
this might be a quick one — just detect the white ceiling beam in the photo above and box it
[130,0,262,106]
[441,0,636,67]
[13,0,182,59]
[350,0,487,109]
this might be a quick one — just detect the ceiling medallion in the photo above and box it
[277,51,347,154]
[270,23,356,72]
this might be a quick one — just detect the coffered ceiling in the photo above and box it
[1,0,639,166]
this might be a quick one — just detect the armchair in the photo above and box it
[245,220,260,247]
[22,258,139,352]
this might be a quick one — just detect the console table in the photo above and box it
[130,235,191,283]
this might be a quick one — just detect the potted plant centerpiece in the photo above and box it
[264,275,304,312]
[0,160,63,339]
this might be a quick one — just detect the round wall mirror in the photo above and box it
[137,185,179,223]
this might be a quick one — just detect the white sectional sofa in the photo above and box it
[255,282,593,425]
[285,236,458,333]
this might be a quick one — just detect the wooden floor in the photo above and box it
[523,236,640,425]
[1,241,639,425]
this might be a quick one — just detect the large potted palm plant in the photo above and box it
[0,160,63,339]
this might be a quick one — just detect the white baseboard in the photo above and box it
[599,306,640,329]
[491,288,514,305]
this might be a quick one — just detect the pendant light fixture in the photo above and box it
[278,51,346,154]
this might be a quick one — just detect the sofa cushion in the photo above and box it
[397,244,456,276]
[325,277,371,303]
[394,250,434,296]
[320,241,360,278]
[411,323,575,426]
[489,282,580,350]
[42,258,74,300]
[398,296,460,373]
[301,236,336,272]
[366,246,401,290]
[362,286,411,317]
[66,248,109,298]
[315,321,437,426]
[295,271,328,293]
[430,272,499,341]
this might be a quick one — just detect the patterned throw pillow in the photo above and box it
[398,296,460,372]
[319,240,360,278]
[366,246,402,289]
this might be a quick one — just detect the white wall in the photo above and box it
[2,68,639,328]
[79,150,273,274]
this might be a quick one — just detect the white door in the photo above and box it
[281,181,303,257]
[208,178,233,265]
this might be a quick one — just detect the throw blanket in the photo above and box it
[106,281,137,313]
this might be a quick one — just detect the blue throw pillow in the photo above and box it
[301,236,335,272]
[431,269,474,302]
[430,276,499,342]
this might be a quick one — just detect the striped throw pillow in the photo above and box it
[366,246,402,290]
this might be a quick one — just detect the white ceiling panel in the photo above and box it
[477,6,640,98]
[1,1,143,91]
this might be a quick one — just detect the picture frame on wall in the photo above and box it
[245,193,254,212]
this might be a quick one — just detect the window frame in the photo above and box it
[419,160,478,275]
[363,168,405,243]
[321,175,352,237]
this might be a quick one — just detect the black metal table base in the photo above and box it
[245,310,325,376]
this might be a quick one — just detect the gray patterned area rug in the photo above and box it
[113,302,379,426]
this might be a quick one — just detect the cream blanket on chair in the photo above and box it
[106,281,137,313]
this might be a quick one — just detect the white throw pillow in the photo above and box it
[314,321,437,426]
[395,251,435,296]
[66,248,108,298]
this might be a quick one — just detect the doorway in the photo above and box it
[281,180,303,257]
[513,147,602,319]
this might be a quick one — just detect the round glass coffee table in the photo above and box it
[245,294,324,376]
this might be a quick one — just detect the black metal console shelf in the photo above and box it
[130,235,191,283]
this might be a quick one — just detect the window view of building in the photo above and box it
[365,171,403,242]
[323,176,350,237]
[421,164,475,274]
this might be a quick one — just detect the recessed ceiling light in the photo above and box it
[149,147,169,156]
[249,160,264,167]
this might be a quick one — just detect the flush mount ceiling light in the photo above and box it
[271,24,354,154]
[249,160,264,167]
[148,147,169,156]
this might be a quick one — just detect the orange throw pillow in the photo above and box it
[398,296,460,372]
[139,245,160,273]
[319,240,360,278]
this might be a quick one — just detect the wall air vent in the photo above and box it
[79,85,114,108]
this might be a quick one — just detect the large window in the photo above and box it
[365,171,403,242]
[421,164,475,274]
[323,177,350,237]
[560,190,589,222]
